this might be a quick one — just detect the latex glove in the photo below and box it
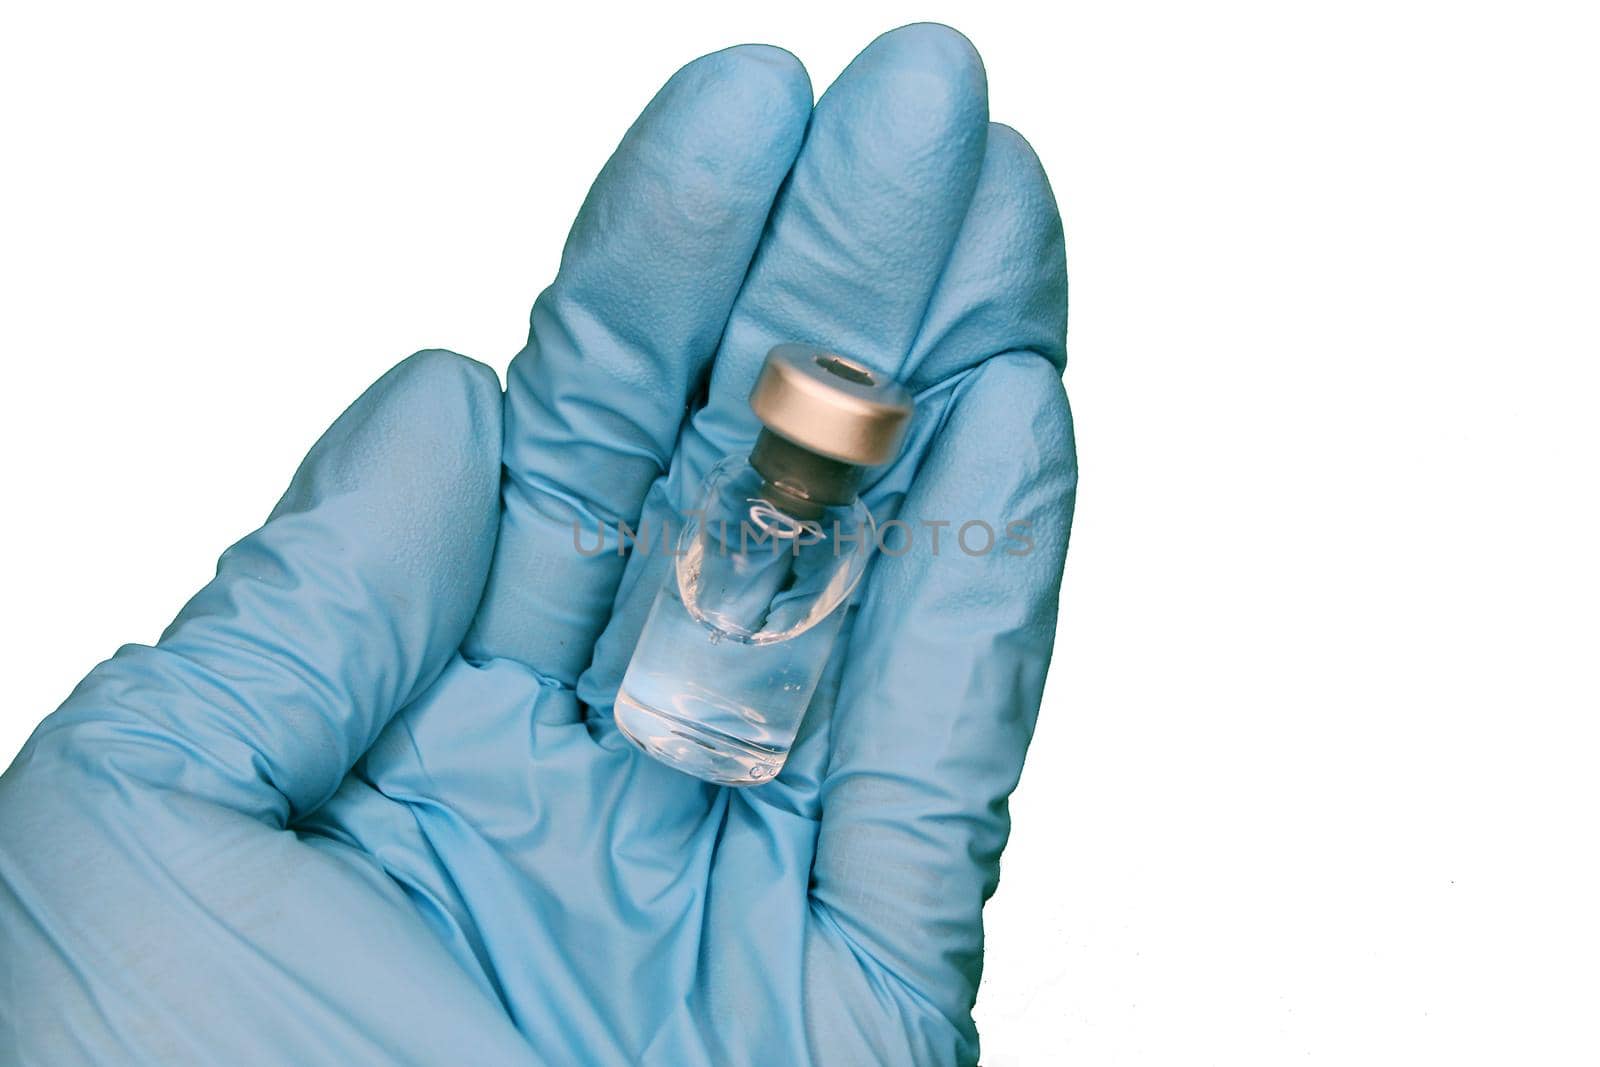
[0,23,1073,1066]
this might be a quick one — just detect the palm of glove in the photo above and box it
[0,25,1073,1067]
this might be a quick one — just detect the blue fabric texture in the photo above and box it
[0,23,1075,1066]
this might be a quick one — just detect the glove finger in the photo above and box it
[579,22,990,757]
[463,45,813,681]
[765,120,1070,808]
[18,350,504,824]
[810,352,1077,1027]
[676,22,990,483]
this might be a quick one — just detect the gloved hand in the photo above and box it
[0,23,1073,1066]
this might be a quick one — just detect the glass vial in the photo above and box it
[616,344,913,786]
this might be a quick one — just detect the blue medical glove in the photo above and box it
[0,23,1073,1066]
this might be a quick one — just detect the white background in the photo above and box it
[2,2,1597,1062]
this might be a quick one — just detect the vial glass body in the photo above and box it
[615,454,874,785]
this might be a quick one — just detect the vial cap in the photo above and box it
[748,344,913,467]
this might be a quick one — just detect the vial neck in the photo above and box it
[749,429,864,519]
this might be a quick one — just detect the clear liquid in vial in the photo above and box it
[615,573,849,785]
[614,455,869,786]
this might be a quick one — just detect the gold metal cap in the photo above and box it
[748,344,913,466]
